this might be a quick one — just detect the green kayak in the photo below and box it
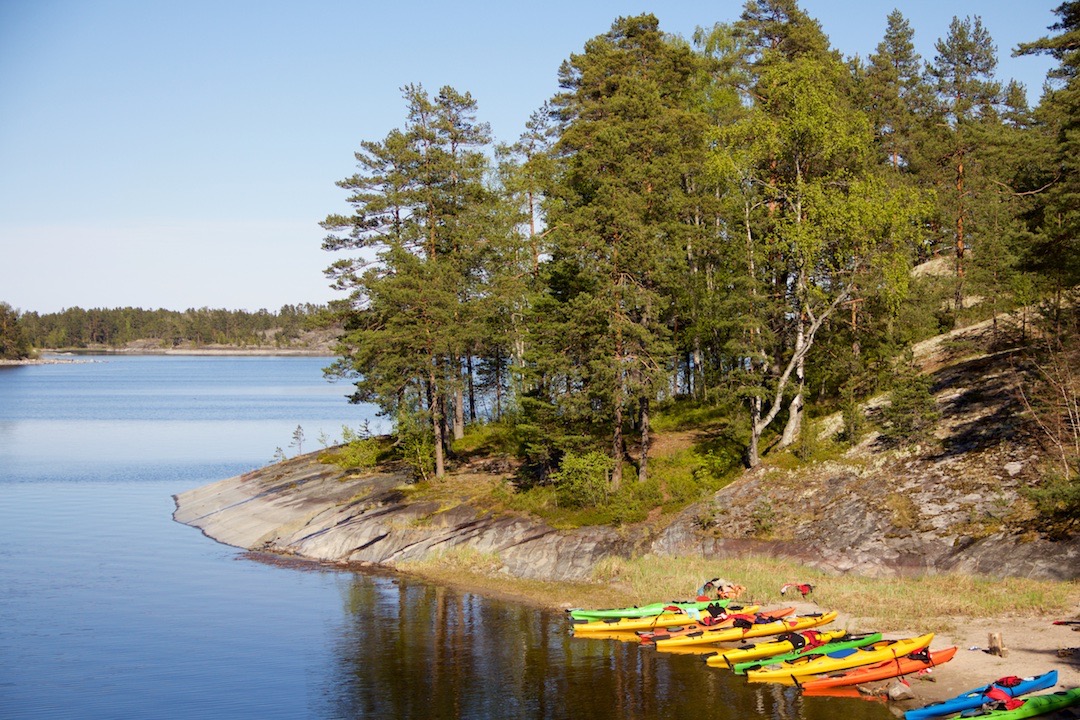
[961,688,1080,718]
[567,599,728,621]
[730,632,883,674]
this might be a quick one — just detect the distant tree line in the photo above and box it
[0,302,32,359]
[322,0,1080,490]
[1,303,328,351]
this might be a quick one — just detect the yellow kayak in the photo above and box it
[653,611,838,650]
[571,601,736,634]
[705,629,849,668]
[745,633,934,685]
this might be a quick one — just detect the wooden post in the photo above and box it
[988,632,1008,657]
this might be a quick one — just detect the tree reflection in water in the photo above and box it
[326,572,893,719]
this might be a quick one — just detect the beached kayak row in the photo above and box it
[567,588,1076,718]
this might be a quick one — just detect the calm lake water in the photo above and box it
[0,355,891,719]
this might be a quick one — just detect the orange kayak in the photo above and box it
[798,646,957,690]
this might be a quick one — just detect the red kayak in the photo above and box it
[798,646,957,690]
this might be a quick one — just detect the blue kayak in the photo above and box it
[904,670,1058,719]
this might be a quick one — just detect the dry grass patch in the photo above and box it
[399,551,1079,633]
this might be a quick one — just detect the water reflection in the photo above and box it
[327,574,894,720]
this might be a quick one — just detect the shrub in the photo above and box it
[333,437,383,469]
[880,367,939,444]
[1023,471,1080,538]
[395,409,435,481]
[551,451,614,508]
[839,383,867,445]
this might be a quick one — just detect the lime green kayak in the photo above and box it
[960,688,1080,718]
[572,602,738,633]
[567,599,728,622]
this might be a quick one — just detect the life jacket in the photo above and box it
[777,632,806,651]
[801,630,825,650]
[985,687,1025,710]
[907,647,931,663]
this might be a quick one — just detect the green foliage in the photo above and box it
[1023,472,1080,538]
[16,304,326,349]
[880,367,940,444]
[324,427,387,470]
[550,451,615,509]
[0,302,31,359]
[395,406,436,482]
[750,500,775,537]
[307,5,1080,525]
[839,380,867,445]
[453,419,519,456]
[650,398,734,433]
[322,83,502,478]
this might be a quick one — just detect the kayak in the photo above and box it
[725,632,883,672]
[705,629,851,669]
[797,646,957,690]
[571,602,738,633]
[955,687,1080,718]
[630,604,768,643]
[639,606,779,643]
[746,633,934,685]
[800,686,889,701]
[904,670,1059,720]
[567,598,728,621]
[652,610,836,650]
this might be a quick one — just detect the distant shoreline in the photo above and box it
[1,347,335,365]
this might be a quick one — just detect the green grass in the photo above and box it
[453,419,519,456]
[496,443,742,529]
[651,397,739,433]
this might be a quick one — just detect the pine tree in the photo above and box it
[321,84,495,478]
[1016,1,1080,295]
[926,16,1004,318]
[538,14,706,486]
[0,302,31,360]
[864,10,932,171]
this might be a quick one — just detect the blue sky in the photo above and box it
[0,0,1060,314]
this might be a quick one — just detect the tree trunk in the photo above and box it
[429,369,445,478]
[466,354,477,423]
[748,395,762,468]
[693,339,704,399]
[611,401,624,490]
[749,290,850,466]
[779,314,806,449]
[453,367,465,442]
[954,157,966,318]
[493,346,503,420]
[639,397,650,483]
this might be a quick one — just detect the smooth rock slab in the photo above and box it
[174,455,637,582]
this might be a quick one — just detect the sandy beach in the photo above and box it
[788,601,1080,711]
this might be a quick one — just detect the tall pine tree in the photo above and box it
[321,85,495,478]
[538,15,706,486]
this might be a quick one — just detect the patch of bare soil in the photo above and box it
[835,603,1080,711]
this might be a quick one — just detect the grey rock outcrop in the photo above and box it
[174,456,638,582]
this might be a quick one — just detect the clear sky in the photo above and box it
[0,0,1060,314]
